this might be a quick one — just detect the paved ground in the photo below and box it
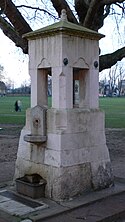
[0,179,125,222]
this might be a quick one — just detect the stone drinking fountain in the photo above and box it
[14,9,113,201]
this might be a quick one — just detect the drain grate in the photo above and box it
[0,191,43,208]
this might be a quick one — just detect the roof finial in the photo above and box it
[60,9,67,21]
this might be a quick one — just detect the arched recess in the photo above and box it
[73,57,89,108]
[35,58,52,107]
[73,57,89,69]
[37,58,51,69]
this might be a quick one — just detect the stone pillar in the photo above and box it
[52,66,73,109]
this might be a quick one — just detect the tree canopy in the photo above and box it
[0,0,125,72]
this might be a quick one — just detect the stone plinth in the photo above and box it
[45,108,113,200]
[15,108,113,200]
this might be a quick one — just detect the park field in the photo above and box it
[0,96,30,125]
[99,97,125,128]
[0,96,125,128]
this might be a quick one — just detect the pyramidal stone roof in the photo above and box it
[23,9,105,40]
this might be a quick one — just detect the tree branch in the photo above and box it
[101,0,124,5]
[99,47,125,72]
[103,5,111,19]
[16,5,57,19]
[51,0,78,24]
[0,16,28,53]
[0,0,32,36]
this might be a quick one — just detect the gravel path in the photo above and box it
[0,124,21,182]
[106,128,125,178]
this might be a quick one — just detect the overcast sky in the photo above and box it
[0,30,29,87]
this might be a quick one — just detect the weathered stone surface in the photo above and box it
[49,163,92,200]
[47,108,105,134]
[15,11,113,201]
[91,161,114,190]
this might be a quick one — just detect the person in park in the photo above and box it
[14,100,22,112]
[14,100,18,112]
[17,100,22,112]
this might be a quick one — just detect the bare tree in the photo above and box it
[0,64,5,81]
[117,64,125,95]
[0,0,125,71]
[0,65,3,72]
[108,63,125,86]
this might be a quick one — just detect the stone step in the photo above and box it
[31,192,125,222]
[30,180,125,222]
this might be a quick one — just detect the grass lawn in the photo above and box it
[0,96,125,128]
[99,97,125,128]
[0,96,30,125]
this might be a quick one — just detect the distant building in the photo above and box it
[99,81,119,97]
[0,81,6,96]
[118,80,125,96]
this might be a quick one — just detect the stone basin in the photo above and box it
[16,175,46,199]
[24,134,47,144]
